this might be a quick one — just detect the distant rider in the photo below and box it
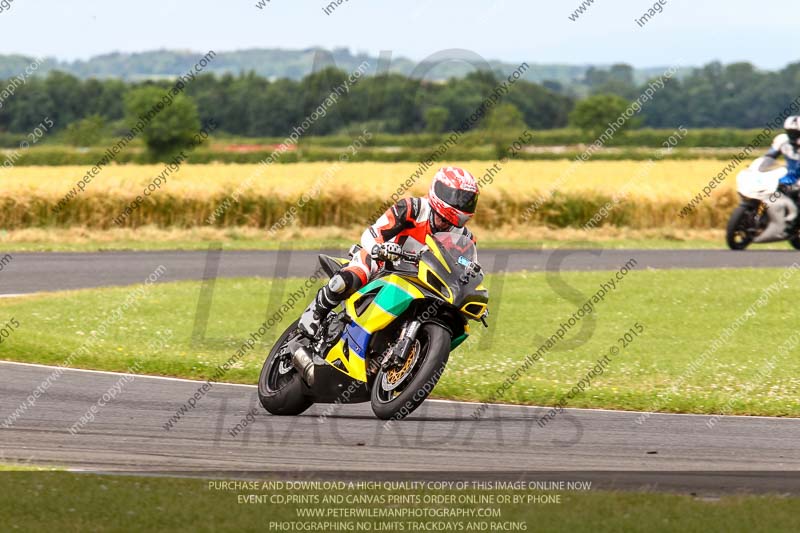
[297,167,480,338]
[760,116,800,234]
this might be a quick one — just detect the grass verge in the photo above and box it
[0,267,798,417]
[0,225,793,251]
[0,472,798,532]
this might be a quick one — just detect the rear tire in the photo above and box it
[726,204,758,250]
[370,323,450,421]
[790,234,800,250]
[258,319,313,416]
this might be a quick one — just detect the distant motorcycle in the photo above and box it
[258,232,489,420]
[726,157,800,250]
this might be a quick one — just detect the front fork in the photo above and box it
[381,319,421,371]
[740,199,766,236]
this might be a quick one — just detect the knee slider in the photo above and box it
[327,273,347,294]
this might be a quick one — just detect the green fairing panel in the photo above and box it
[360,279,416,316]
[450,333,468,350]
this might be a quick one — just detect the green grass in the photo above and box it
[2,224,796,252]
[1,267,799,417]
[0,472,798,532]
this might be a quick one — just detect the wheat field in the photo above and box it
[0,160,739,229]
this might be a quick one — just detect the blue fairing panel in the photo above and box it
[343,322,371,360]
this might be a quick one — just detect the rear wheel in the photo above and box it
[258,319,313,416]
[726,204,760,250]
[370,323,450,421]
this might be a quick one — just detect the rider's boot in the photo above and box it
[298,274,349,338]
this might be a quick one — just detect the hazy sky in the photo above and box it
[0,1,796,69]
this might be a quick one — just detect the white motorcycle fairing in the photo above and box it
[736,157,797,243]
[735,158,783,201]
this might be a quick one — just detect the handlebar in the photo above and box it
[400,250,420,263]
[400,248,481,272]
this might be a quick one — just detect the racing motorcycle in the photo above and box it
[726,157,800,250]
[258,232,490,420]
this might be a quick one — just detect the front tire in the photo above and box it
[258,319,313,416]
[726,204,759,250]
[370,323,450,421]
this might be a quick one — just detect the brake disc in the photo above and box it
[381,340,420,392]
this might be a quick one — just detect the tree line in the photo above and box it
[0,61,799,139]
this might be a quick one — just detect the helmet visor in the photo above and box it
[434,181,478,214]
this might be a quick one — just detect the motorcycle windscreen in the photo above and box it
[430,231,477,264]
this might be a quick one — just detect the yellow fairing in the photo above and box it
[417,262,454,303]
[346,275,424,333]
[425,234,451,273]
[324,275,424,382]
[460,302,488,320]
[325,341,367,381]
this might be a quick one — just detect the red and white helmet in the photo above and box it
[428,167,480,228]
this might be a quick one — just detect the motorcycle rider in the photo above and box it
[759,116,800,236]
[298,167,480,338]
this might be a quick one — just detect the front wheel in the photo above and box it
[258,319,314,416]
[370,323,450,421]
[726,204,760,250]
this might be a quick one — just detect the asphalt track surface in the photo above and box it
[1,362,799,494]
[3,248,800,295]
[2,250,800,493]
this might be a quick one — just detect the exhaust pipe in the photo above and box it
[292,346,315,386]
